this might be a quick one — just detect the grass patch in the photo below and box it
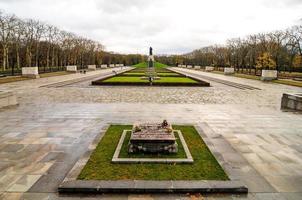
[119,130,186,159]
[156,77,198,83]
[39,71,71,78]
[102,76,198,84]
[78,125,229,180]
[103,76,148,83]
[133,62,167,68]
[0,76,29,84]
[233,73,261,80]
[273,79,302,87]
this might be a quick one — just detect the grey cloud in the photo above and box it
[94,0,158,13]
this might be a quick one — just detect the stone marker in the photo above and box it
[187,65,192,68]
[205,66,214,71]
[194,66,201,70]
[22,67,40,78]
[66,65,77,72]
[128,120,178,153]
[101,64,107,69]
[0,90,18,109]
[281,93,302,111]
[224,67,235,75]
[261,70,277,81]
[88,65,96,70]
[109,64,115,68]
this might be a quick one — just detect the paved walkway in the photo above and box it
[0,68,301,199]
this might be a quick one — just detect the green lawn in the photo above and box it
[155,77,198,83]
[119,130,186,159]
[120,72,181,77]
[78,125,229,180]
[103,76,198,83]
[0,76,29,84]
[157,72,181,77]
[120,72,146,76]
[103,76,148,83]
[133,62,167,68]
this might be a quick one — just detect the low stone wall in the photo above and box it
[101,64,108,69]
[205,66,214,72]
[224,67,235,75]
[88,65,97,70]
[66,65,77,72]
[261,70,277,81]
[281,93,302,111]
[187,65,192,69]
[109,64,115,68]
[22,67,40,78]
[0,91,18,109]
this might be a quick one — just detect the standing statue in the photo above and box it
[148,47,154,68]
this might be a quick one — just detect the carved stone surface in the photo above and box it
[224,67,235,75]
[128,122,178,153]
[22,67,40,78]
[66,65,77,72]
[205,66,214,71]
[261,70,277,81]
[281,93,302,111]
[88,65,96,70]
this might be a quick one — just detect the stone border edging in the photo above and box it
[58,180,247,194]
[111,130,193,163]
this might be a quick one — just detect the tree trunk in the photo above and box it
[35,44,39,67]
[16,46,20,69]
[51,47,55,67]
[46,46,50,68]
[26,47,32,67]
[2,47,6,70]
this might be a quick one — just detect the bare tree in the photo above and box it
[0,12,17,70]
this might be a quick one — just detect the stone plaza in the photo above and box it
[0,67,302,199]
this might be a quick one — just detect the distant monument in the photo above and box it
[145,46,159,85]
[148,47,154,68]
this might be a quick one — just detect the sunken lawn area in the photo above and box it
[91,62,210,86]
[77,125,229,180]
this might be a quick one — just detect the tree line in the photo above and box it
[156,25,302,74]
[0,11,144,75]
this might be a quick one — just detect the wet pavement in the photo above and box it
[0,68,301,199]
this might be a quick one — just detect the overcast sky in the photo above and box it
[0,0,301,55]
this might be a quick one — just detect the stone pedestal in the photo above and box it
[0,91,18,109]
[66,65,77,72]
[281,93,302,111]
[224,67,235,75]
[194,66,201,70]
[128,122,178,154]
[101,64,108,69]
[88,65,97,70]
[22,67,40,78]
[261,70,277,81]
[205,66,214,72]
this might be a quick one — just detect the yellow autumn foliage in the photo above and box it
[293,55,302,68]
[256,52,276,69]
